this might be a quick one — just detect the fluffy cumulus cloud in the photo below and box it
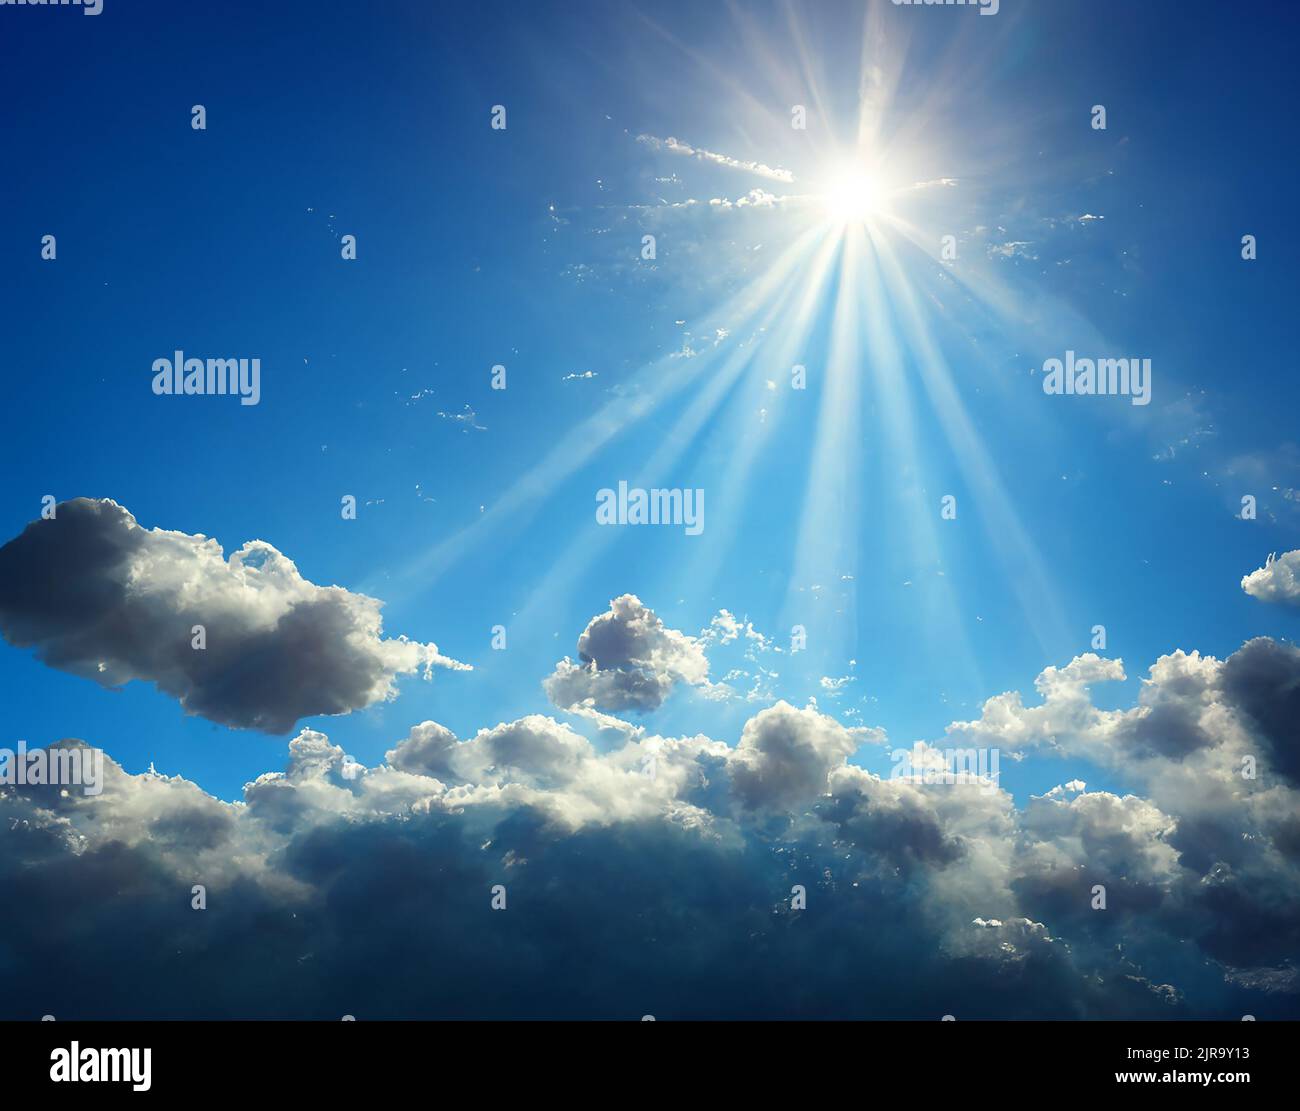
[1242,550,1300,606]
[728,700,864,812]
[0,499,467,733]
[544,594,708,712]
[3,635,1299,1019]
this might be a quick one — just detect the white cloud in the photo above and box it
[636,134,795,184]
[545,595,709,712]
[728,700,862,812]
[1242,550,1300,606]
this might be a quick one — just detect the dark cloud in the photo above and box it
[0,499,467,734]
[823,765,967,870]
[0,740,1187,1021]
[1220,637,1300,787]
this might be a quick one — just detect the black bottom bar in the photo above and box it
[2,1019,1291,1097]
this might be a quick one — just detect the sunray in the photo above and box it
[779,224,869,662]
[679,230,843,594]
[374,224,827,607]
[884,209,1112,369]
[873,231,1070,656]
[507,225,833,638]
[856,227,985,695]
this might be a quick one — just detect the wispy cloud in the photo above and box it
[437,404,486,432]
[637,134,796,184]
[989,241,1038,260]
[900,177,959,192]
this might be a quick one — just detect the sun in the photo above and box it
[820,167,886,224]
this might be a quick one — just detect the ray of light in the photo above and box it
[506,224,835,640]
[883,208,1103,353]
[779,224,869,662]
[372,223,827,609]
[872,231,1070,656]
[679,231,843,594]
[856,227,985,696]
[853,0,907,155]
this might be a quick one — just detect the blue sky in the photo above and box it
[3,0,1300,1023]
[4,0,1298,803]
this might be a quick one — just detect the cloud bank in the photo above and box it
[3,634,1298,1019]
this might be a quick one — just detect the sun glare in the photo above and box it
[821,168,885,224]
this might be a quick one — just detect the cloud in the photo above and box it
[728,700,862,812]
[0,499,468,733]
[2,633,1299,1018]
[636,134,795,184]
[989,241,1038,260]
[1242,550,1300,606]
[389,715,594,789]
[1219,637,1300,789]
[943,652,1126,760]
[636,188,793,214]
[819,675,854,696]
[436,404,486,432]
[900,177,959,192]
[706,188,782,210]
[544,594,708,712]
[938,637,1300,979]
[1014,789,1182,929]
